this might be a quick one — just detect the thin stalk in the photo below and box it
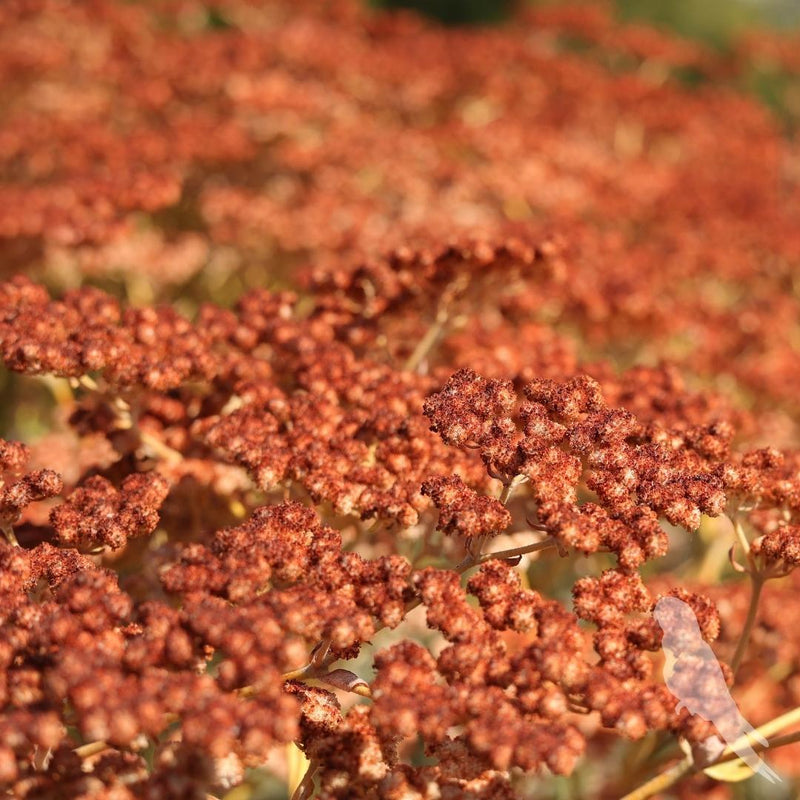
[475,537,556,565]
[497,473,528,506]
[291,758,319,800]
[2,522,20,547]
[73,713,179,760]
[241,640,337,691]
[454,475,531,571]
[732,514,751,559]
[730,573,764,678]
[139,430,184,464]
[720,705,800,747]
[711,730,800,767]
[74,375,183,464]
[74,740,110,759]
[404,308,448,373]
[750,729,800,753]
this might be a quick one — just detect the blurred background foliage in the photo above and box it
[372,0,800,131]
[613,0,800,45]
[373,0,800,38]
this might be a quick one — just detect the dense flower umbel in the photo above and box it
[51,472,169,551]
[3,0,800,423]
[1,270,800,797]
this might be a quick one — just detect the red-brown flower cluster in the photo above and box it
[51,473,169,551]
[0,437,62,545]
[1,278,799,796]
[425,368,729,571]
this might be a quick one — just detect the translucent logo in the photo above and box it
[653,596,780,784]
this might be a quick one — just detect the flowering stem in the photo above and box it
[713,729,800,766]
[139,430,184,464]
[1,522,20,547]
[730,572,764,678]
[74,740,110,758]
[498,473,528,505]
[723,704,800,746]
[753,729,800,751]
[280,665,316,682]
[33,746,53,770]
[246,639,336,688]
[404,307,448,373]
[74,375,183,463]
[291,758,319,800]
[732,513,751,560]
[476,537,556,564]
[458,475,529,567]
